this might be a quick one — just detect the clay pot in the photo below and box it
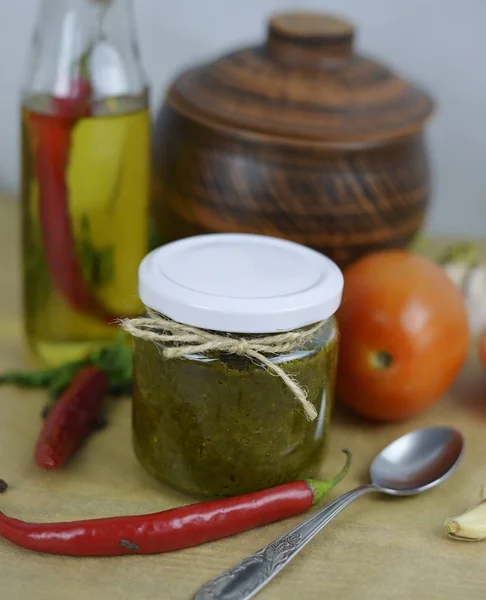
[152,12,435,266]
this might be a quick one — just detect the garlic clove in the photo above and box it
[442,260,471,293]
[442,260,486,337]
[463,265,486,336]
[438,242,486,337]
[445,487,486,540]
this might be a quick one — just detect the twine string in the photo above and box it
[120,309,323,420]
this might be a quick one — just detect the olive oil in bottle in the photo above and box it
[21,0,149,365]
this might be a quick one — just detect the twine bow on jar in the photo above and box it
[120,309,324,420]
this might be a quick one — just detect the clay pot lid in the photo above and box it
[168,12,435,147]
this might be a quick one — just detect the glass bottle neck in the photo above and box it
[23,0,147,115]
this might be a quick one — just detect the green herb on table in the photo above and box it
[0,334,132,400]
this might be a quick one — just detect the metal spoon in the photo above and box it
[194,426,464,600]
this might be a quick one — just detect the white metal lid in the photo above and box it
[138,233,344,333]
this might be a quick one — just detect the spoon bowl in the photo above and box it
[370,426,464,495]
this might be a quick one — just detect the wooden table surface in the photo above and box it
[1,196,486,600]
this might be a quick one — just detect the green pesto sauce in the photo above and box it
[132,321,338,499]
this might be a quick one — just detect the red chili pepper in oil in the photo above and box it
[27,79,117,322]
[0,451,351,556]
[34,365,108,469]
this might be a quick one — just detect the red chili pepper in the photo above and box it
[27,79,117,322]
[34,365,109,469]
[0,451,351,556]
[52,79,92,119]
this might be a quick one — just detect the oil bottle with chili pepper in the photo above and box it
[21,0,150,366]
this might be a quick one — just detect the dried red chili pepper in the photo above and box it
[27,78,117,322]
[0,451,351,556]
[34,365,109,469]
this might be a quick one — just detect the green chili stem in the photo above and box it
[306,449,352,504]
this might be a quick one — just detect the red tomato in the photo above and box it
[336,250,469,421]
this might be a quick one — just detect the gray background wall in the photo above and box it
[1,0,485,236]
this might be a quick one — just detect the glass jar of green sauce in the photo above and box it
[129,234,343,498]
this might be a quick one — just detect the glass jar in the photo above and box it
[128,234,343,498]
[21,0,150,366]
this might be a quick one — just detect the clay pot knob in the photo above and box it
[267,12,355,66]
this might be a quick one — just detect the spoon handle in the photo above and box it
[194,484,377,600]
